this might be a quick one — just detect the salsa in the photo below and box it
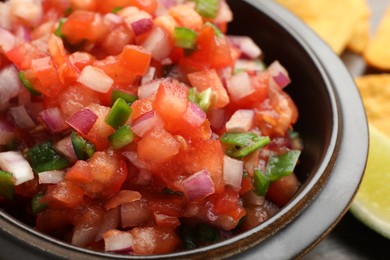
[0,0,302,255]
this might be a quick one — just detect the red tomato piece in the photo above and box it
[83,103,115,151]
[130,97,155,121]
[117,45,151,76]
[266,173,300,207]
[211,187,246,221]
[187,69,230,108]
[154,79,188,127]
[104,190,142,210]
[43,180,85,208]
[153,226,180,254]
[69,52,96,71]
[6,42,46,70]
[169,4,203,30]
[66,160,94,184]
[61,10,109,45]
[80,152,128,199]
[137,127,180,164]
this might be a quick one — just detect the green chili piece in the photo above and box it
[174,27,198,49]
[18,72,41,96]
[188,88,198,103]
[0,170,15,200]
[54,18,66,38]
[108,125,134,149]
[253,169,270,197]
[26,142,69,173]
[31,192,47,215]
[220,132,270,158]
[266,150,301,181]
[105,98,132,129]
[198,88,212,112]
[112,6,123,14]
[195,0,219,19]
[111,89,138,106]
[71,131,95,160]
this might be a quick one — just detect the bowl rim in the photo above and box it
[0,0,368,259]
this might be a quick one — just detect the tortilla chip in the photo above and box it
[276,0,365,55]
[355,74,390,135]
[347,0,371,54]
[364,4,390,70]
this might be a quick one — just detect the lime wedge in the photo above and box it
[350,125,390,239]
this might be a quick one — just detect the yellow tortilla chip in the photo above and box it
[276,0,365,55]
[364,4,390,70]
[355,74,390,136]
[347,0,371,54]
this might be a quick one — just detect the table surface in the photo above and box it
[303,0,390,259]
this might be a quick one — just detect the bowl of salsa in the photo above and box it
[0,0,368,259]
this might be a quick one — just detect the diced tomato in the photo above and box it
[101,25,134,56]
[94,56,138,87]
[254,84,298,137]
[55,84,101,118]
[27,56,64,97]
[137,127,180,164]
[211,187,246,221]
[80,152,128,199]
[71,199,105,246]
[36,208,73,234]
[104,190,142,210]
[179,26,233,70]
[97,0,157,14]
[169,4,203,30]
[48,34,79,84]
[83,103,115,150]
[180,139,225,194]
[130,97,155,121]
[70,0,98,11]
[187,69,230,108]
[153,212,180,228]
[61,10,109,45]
[240,175,254,195]
[66,160,94,184]
[117,45,151,76]
[146,192,186,217]
[6,42,46,70]
[153,226,180,254]
[14,178,39,197]
[266,173,300,207]
[154,79,188,128]
[42,180,85,208]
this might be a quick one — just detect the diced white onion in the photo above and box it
[267,60,291,88]
[226,72,254,101]
[141,66,156,85]
[38,170,65,184]
[0,151,34,185]
[142,27,172,61]
[77,65,113,93]
[223,155,243,192]
[228,36,262,59]
[0,27,15,52]
[10,0,43,25]
[0,3,11,29]
[225,109,255,132]
[0,66,22,105]
[103,230,133,253]
[182,169,215,201]
[138,79,161,99]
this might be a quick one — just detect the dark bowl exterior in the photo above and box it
[0,0,368,259]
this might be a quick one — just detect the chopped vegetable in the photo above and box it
[31,192,47,215]
[26,142,69,173]
[105,98,132,129]
[221,132,270,158]
[173,27,198,49]
[266,150,301,181]
[111,89,138,105]
[71,131,96,160]
[108,125,134,149]
[0,170,14,200]
[195,0,219,19]
[253,169,270,197]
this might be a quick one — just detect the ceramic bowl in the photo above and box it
[0,0,368,259]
